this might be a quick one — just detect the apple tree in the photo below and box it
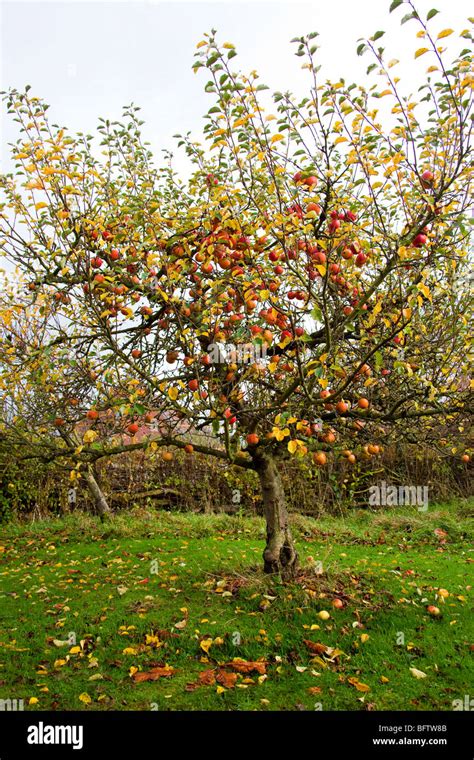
[0,2,472,576]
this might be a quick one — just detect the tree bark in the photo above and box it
[254,454,298,580]
[84,464,111,521]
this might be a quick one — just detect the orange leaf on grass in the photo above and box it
[224,658,267,675]
[303,640,328,655]
[132,666,176,683]
[198,669,217,685]
[216,671,238,689]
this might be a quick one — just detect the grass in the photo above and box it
[0,500,473,711]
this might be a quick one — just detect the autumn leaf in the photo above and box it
[225,658,267,675]
[303,640,328,655]
[132,666,176,683]
[79,692,92,704]
[198,669,217,685]
[200,637,213,654]
[437,28,453,39]
[348,677,370,692]
[216,670,238,688]
[410,667,427,679]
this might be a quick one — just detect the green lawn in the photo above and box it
[0,502,473,711]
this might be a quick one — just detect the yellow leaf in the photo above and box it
[287,440,298,455]
[69,646,81,654]
[145,634,163,646]
[437,28,453,39]
[168,386,179,401]
[348,677,370,692]
[79,692,92,704]
[372,301,382,318]
[415,47,429,59]
[122,647,138,655]
[200,637,213,654]
[129,666,139,677]
[360,633,370,643]
[417,282,432,302]
[196,40,207,48]
[270,134,284,144]
[35,202,48,210]
[216,685,225,694]
[29,697,39,705]
[410,667,427,679]
[83,430,98,444]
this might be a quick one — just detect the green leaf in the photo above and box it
[374,351,383,369]
[389,0,403,11]
[372,30,385,41]
[427,8,439,20]
[357,43,367,56]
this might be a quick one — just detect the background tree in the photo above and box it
[0,2,472,576]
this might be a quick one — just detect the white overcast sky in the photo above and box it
[0,0,471,174]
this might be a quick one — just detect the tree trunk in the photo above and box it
[254,455,298,580]
[84,464,111,521]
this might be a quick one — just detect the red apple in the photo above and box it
[412,233,427,248]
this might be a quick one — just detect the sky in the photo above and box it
[0,0,471,175]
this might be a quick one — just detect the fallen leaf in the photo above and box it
[122,647,138,656]
[225,658,266,675]
[303,640,328,655]
[410,667,427,679]
[216,671,238,688]
[198,669,216,685]
[132,666,176,683]
[200,637,213,654]
[79,692,92,704]
[348,677,370,692]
